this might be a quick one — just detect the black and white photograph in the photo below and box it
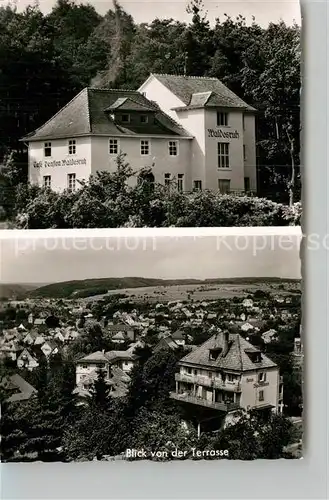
[0,0,301,229]
[0,230,303,462]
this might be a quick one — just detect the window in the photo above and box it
[81,364,88,369]
[164,173,171,186]
[109,138,119,155]
[98,363,106,368]
[259,390,264,402]
[244,177,250,192]
[168,140,178,156]
[218,143,230,168]
[243,145,246,161]
[208,372,213,379]
[177,174,184,193]
[186,367,192,374]
[218,179,230,194]
[44,142,51,157]
[193,369,198,375]
[140,115,148,123]
[193,180,202,191]
[258,372,266,383]
[217,112,228,126]
[122,114,130,123]
[227,374,236,382]
[140,140,150,156]
[242,114,245,130]
[68,139,76,155]
[209,350,217,361]
[67,173,76,192]
[43,175,51,189]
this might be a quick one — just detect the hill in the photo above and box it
[25,277,300,299]
[0,284,42,299]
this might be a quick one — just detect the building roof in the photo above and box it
[178,332,277,372]
[108,324,133,332]
[77,351,109,363]
[77,348,136,364]
[18,348,38,362]
[105,350,136,362]
[1,374,37,402]
[42,340,58,350]
[172,329,185,340]
[150,74,256,112]
[24,331,38,340]
[22,88,193,142]
[126,341,144,353]
[105,96,156,112]
[111,331,127,341]
[154,336,179,352]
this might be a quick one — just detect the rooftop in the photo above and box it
[22,88,193,142]
[1,374,37,402]
[179,332,277,372]
[149,74,256,112]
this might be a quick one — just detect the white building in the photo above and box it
[171,331,283,415]
[139,74,257,193]
[23,74,257,194]
[75,347,138,385]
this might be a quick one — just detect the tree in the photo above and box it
[123,19,187,87]
[90,368,112,410]
[130,408,197,459]
[241,22,301,204]
[46,0,102,87]
[91,1,136,88]
[126,349,178,416]
[210,409,294,459]
[13,164,301,229]
[1,352,77,462]
[184,0,214,76]
[45,314,60,328]
[0,4,78,160]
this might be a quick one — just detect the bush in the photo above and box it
[12,156,302,229]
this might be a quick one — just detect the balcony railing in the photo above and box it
[175,372,241,392]
[170,392,240,412]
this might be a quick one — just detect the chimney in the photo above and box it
[222,331,229,357]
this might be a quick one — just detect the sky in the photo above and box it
[0,234,301,284]
[13,0,301,27]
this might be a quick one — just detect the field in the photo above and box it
[4,277,301,300]
[86,280,301,303]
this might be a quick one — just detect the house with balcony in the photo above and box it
[75,344,139,385]
[171,331,283,417]
[74,365,131,404]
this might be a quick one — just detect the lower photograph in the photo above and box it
[0,229,303,462]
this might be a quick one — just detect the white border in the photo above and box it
[0,226,302,240]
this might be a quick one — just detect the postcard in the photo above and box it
[0,229,303,461]
[0,1,300,230]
